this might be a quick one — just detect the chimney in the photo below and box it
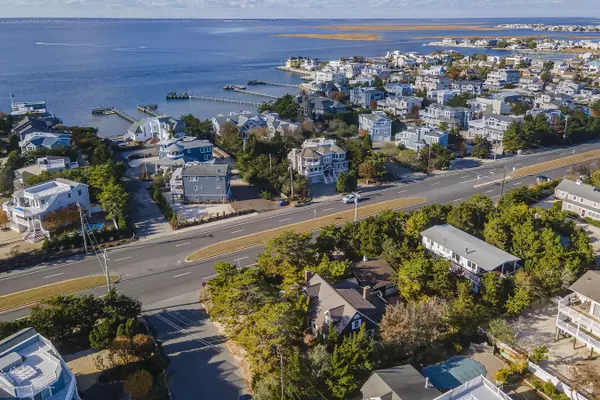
[305,270,312,284]
[362,285,371,299]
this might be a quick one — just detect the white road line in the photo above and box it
[230,229,244,234]
[114,256,131,262]
[173,272,191,279]
[484,189,494,194]
[279,217,292,222]
[398,190,407,194]
[323,208,334,212]
[175,242,191,247]
[235,256,249,261]
[560,152,569,156]
[430,182,440,186]
[43,272,64,279]
[453,198,463,202]
[512,181,523,186]
[461,175,470,179]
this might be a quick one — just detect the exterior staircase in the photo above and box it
[23,230,47,243]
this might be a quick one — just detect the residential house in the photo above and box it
[12,117,49,140]
[452,80,484,95]
[10,100,61,127]
[484,69,520,90]
[467,112,524,143]
[554,179,600,220]
[19,132,71,153]
[359,111,393,142]
[526,109,561,125]
[419,104,472,129]
[14,156,79,188]
[351,258,398,299]
[211,111,264,137]
[350,88,386,109]
[124,116,185,142]
[556,270,600,356]
[395,125,448,152]
[534,93,574,110]
[428,90,460,105]
[361,365,513,400]
[555,81,586,96]
[316,70,347,87]
[421,224,521,290]
[297,95,347,117]
[413,75,451,92]
[377,96,422,117]
[156,137,213,170]
[287,138,348,184]
[169,164,231,203]
[0,328,81,400]
[263,113,300,136]
[304,272,384,337]
[385,83,414,96]
[2,178,91,242]
[473,98,511,115]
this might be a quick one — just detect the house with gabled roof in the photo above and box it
[288,138,348,184]
[18,132,71,153]
[304,272,384,337]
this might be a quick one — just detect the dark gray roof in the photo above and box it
[361,365,441,400]
[181,164,229,177]
[421,224,520,271]
[556,179,600,204]
[569,270,600,303]
[352,259,395,291]
[0,328,37,357]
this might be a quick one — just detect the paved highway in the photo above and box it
[1,141,598,321]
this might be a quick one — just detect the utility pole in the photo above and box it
[102,249,111,293]
[354,197,358,222]
[269,153,272,171]
[289,167,294,201]
[572,149,576,164]
[564,115,570,143]
[500,165,508,198]
[427,145,432,175]
[77,202,88,253]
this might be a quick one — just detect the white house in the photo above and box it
[19,132,71,153]
[428,89,460,105]
[413,75,451,92]
[419,104,472,129]
[124,116,185,142]
[556,270,600,356]
[0,328,81,400]
[376,96,422,117]
[2,179,91,243]
[554,179,600,220]
[473,98,512,115]
[467,112,524,143]
[359,111,393,142]
[288,138,348,184]
[421,224,521,290]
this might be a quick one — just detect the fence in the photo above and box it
[527,361,587,400]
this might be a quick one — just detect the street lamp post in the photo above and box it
[354,197,358,222]
[288,167,294,201]
[102,250,111,293]
[564,115,570,143]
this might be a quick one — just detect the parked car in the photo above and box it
[536,175,550,183]
[342,193,362,204]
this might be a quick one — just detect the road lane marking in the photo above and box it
[430,182,440,186]
[512,181,523,186]
[173,272,191,278]
[461,175,470,179]
[114,256,132,262]
[398,190,407,194]
[44,273,64,279]
[453,198,462,202]
[484,189,494,194]
[279,218,292,222]
[323,208,334,212]
[175,242,191,247]
[235,256,249,261]
[230,229,245,234]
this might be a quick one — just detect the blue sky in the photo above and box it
[1,0,599,19]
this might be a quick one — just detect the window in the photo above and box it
[594,203,598,208]
[580,198,584,204]
[68,193,71,198]
[561,191,566,197]
[467,261,477,271]
[351,319,362,330]
[567,203,573,210]
[77,190,82,196]
[188,177,198,182]
[572,195,577,201]
[452,252,460,263]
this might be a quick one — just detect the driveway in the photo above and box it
[145,304,248,400]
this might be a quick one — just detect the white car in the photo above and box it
[342,193,362,204]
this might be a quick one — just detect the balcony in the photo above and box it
[556,293,600,354]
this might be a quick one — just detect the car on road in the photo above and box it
[342,193,362,204]
[536,175,550,183]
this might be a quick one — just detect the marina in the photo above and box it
[90,107,136,123]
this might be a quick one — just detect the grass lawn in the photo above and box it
[0,275,120,312]
[186,197,426,262]
[512,149,600,179]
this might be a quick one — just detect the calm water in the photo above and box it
[0,18,598,137]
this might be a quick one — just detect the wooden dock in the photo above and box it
[231,88,280,99]
[91,107,135,123]
[248,80,299,88]
[137,105,166,117]
[188,95,266,107]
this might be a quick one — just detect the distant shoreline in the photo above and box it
[411,34,600,40]
[275,33,381,41]
[311,24,500,32]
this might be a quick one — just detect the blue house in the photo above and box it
[350,88,385,109]
[0,328,80,399]
[156,137,213,170]
[395,125,449,152]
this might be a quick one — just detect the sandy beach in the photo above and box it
[312,24,500,32]
[275,33,381,41]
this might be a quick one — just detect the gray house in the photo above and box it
[170,164,231,203]
[555,179,600,220]
[361,365,441,400]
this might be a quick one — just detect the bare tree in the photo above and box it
[570,363,600,398]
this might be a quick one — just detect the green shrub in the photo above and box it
[542,381,557,396]
[260,190,272,200]
[495,367,513,385]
